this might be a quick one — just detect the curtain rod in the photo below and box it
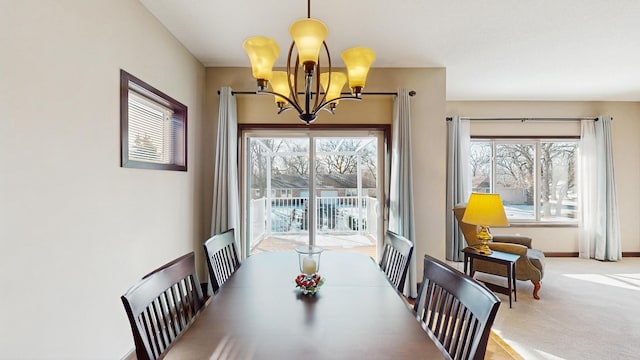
[446,116,601,122]
[219,90,417,96]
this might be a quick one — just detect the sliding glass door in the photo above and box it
[243,130,384,259]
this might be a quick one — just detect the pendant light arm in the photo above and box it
[257,89,303,114]
[311,41,330,112]
[258,90,361,109]
[285,42,303,114]
[315,94,362,114]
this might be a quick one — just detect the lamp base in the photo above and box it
[473,243,493,255]
[474,226,493,255]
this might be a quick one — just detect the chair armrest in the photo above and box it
[487,242,528,257]
[491,234,532,248]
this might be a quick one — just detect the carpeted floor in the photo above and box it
[454,257,640,360]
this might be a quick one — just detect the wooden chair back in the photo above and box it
[203,228,241,294]
[379,230,414,292]
[414,255,500,360]
[121,252,205,360]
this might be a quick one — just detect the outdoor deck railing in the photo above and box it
[249,196,378,250]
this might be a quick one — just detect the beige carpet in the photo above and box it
[455,257,640,360]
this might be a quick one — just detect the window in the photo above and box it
[470,138,578,223]
[243,129,386,257]
[120,70,187,171]
[281,189,293,198]
[345,188,358,196]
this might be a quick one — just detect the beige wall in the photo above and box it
[5,2,637,358]
[447,101,640,253]
[1,1,205,359]
[205,66,448,281]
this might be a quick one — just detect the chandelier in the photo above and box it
[242,0,375,125]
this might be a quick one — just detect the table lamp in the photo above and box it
[461,193,509,255]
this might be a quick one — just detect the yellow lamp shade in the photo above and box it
[243,36,280,81]
[270,71,293,104]
[320,72,347,104]
[341,47,375,90]
[289,18,328,66]
[462,193,509,227]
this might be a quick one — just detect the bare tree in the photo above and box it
[249,139,271,199]
[281,142,309,176]
[318,139,358,174]
[540,143,553,217]
[317,139,376,177]
[540,142,576,218]
[250,136,378,199]
[495,144,535,204]
[360,148,377,181]
[469,143,491,177]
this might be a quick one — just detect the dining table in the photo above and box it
[163,250,449,359]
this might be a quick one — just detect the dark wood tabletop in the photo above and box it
[163,251,448,360]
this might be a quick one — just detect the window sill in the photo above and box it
[507,222,578,228]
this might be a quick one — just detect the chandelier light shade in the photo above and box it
[341,47,376,95]
[242,36,280,89]
[320,72,347,105]
[462,193,510,255]
[242,0,375,124]
[289,18,328,70]
[270,71,293,105]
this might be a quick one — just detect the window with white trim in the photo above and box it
[470,138,578,223]
[120,70,187,171]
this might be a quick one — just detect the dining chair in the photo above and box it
[121,252,206,360]
[414,254,500,360]
[141,252,195,279]
[141,253,210,298]
[379,230,414,293]
[203,228,241,294]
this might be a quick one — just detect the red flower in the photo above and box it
[295,273,325,295]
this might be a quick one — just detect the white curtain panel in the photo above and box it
[445,116,471,261]
[211,87,241,254]
[389,88,417,298]
[579,116,621,260]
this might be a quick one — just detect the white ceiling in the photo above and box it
[139,0,640,101]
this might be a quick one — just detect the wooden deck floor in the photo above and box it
[251,233,377,259]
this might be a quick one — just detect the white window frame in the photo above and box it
[242,128,387,257]
[471,138,579,224]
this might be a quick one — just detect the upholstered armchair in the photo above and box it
[453,204,546,299]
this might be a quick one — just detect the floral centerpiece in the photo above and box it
[295,273,325,295]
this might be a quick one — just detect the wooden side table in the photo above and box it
[462,247,520,308]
